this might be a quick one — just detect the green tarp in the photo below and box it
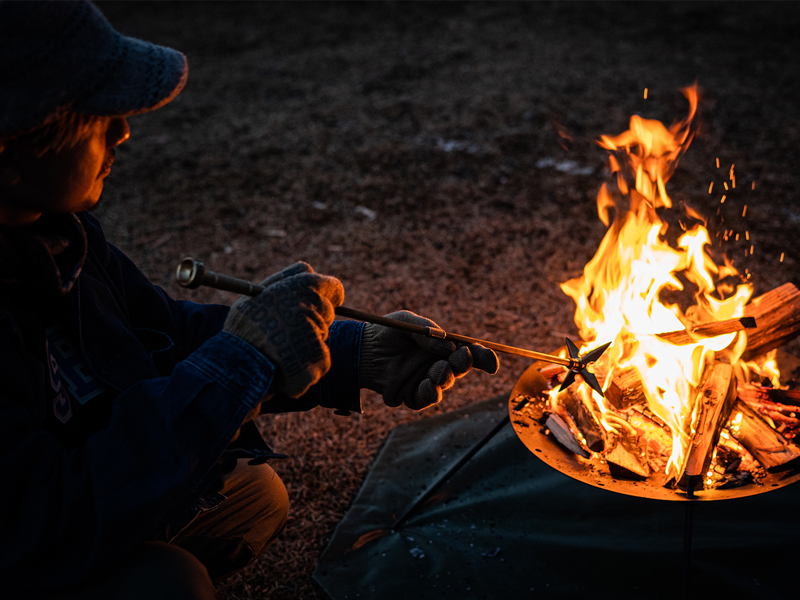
[314,396,800,599]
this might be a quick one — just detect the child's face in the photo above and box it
[0,116,130,226]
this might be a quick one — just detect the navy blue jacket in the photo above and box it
[0,212,363,593]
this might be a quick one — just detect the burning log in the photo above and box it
[627,408,673,473]
[742,283,800,361]
[656,317,756,346]
[737,382,800,408]
[595,283,800,418]
[561,392,607,452]
[605,366,647,411]
[676,361,736,492]
[728,399,800,471]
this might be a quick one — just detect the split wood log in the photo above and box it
[545,414,590,458]
[737,382,800,408]
[561,392,607,452]
[627,408,674,463]
[742,283,800,361]
[657,317,756,345]
[605,440,650,479]
[728,399,800,471]
[605,366,647,410]
[677,360,736,492]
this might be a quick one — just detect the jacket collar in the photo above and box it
[0,213,87,296]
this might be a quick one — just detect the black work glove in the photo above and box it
[223,262,344,398]
[359,310,499,410]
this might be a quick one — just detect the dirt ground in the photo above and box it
[96,2,800,598]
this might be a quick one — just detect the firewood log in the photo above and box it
[605,439,650,479]
[737,382,800,408]
[677,360,736,491]
[657,317,756,345]
[742,283,800,361]
[561,392,607,452]
[605,366,647,410]
[728,399,800,471]
[545,414,590,458]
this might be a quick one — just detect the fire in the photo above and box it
[552,84,760,479]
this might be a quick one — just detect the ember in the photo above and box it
[534,86,800,493]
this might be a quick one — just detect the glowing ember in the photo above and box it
[549,85,775,482]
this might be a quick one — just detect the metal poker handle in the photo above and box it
[175,257,578,369]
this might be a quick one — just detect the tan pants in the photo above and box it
[50,460,289,600]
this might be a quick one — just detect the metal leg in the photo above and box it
[681,499,695,600]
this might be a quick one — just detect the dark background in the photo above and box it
[95,2,800,598]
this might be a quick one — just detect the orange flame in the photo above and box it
[556,84,757,479]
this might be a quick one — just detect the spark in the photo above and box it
[752,181,755,190]
[716,157,720,168]
[745,231,749,240]
[742,205,748,217]
[708,182,714,194]
[735,233,740,241]
[644,87,648,99]
[723,182,729,190]
[750,245,754,255]
[781,252,785,262]
[721,195,726,203]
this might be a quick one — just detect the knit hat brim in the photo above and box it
[0,1,189,138]
[73,35,188,118]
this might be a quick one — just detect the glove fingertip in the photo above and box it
[448,346,473,376]
[471,345,500,375]
[411,379,442,410]
[260,261,314,286]
[383,390,404,408]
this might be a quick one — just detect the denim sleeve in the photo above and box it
[260,319,364,415]
[80,212,229,361]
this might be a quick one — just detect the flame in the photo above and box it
[556,84,757,479]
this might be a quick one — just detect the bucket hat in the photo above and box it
[0,0,188,139]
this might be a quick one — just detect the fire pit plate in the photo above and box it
[510,360,800,501]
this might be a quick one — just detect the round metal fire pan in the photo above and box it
[510,361,800,502]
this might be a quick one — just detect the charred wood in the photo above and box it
[561,392,607,452]
[545,414,590,458]
[728,399,800,471]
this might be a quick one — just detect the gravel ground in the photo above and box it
[95,2,800,598]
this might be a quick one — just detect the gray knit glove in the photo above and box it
[224,262,344,398]
[359,311,499,410]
